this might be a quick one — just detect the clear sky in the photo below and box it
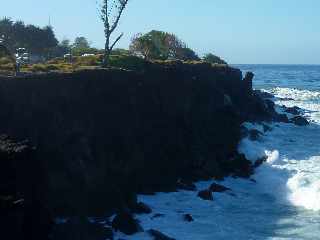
[2,0,320,64]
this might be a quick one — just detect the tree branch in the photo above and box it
[109,0,129,34]
[110,33,124,51]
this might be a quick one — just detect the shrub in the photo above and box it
[109,54,148,71]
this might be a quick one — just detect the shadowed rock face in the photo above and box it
[0,63,275,217]
[0,135,52,240]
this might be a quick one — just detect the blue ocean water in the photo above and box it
[235,64,320,91]
[115,65,320,240]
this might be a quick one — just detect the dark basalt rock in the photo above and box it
[224,153,253,179]
[0,64,279,218]
[248,129,263,141]
[51,217,113,240]
[151,213,165,219]
[253,156,268,168]
[290,116,309,126]
[197,190,213,201]
[112,211,142,235]
[243,72,254,93]
[183,214,194,222]
[284,106,301,115]
[262,124,272,132]
[0,135,52,240]
[274,113,290,123]
[254,90,274,99]
[209,183,231,192]
[278,97,294,101]
[176,179,197,191]
[132,202,152,214]
[147,229,176,240]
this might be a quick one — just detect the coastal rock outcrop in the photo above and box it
[0,62,278,221]
[147,229,176,240]
[197,189,213,201]
[209,183,231,192]
[112,211,143,235]
[0,135,52,240]
[290,116,309,126]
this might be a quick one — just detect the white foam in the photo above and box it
[270,87,320,101]
[113,87,320,239]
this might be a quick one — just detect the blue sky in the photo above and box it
[2,0,320,64]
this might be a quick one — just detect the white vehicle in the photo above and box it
[81,53,95,57]
[64,53,72,58]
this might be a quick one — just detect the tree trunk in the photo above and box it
[103,38,110,67]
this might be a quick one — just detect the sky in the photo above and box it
[2,0,320,64]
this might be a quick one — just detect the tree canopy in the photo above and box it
[129,30,199,61]
[203,53,227,65]
[0,17,58,56]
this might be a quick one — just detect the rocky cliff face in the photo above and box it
[0,62,275,218]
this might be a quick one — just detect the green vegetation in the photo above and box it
[203,53,227,65]
[129,30,199,61]
[0,5,228,75]
[0,17,58,56]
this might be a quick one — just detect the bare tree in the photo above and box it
[100,0,129,67]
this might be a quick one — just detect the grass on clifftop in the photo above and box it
[0,54,228,76]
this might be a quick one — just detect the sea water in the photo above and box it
[115,65,320,240]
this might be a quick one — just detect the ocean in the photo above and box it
[115,65,320,240]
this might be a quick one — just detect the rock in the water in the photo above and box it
[209,183,231,192]
[254,90,274,99]
[248,129,262,141]
[197,190,213,201]
[183,214,194,222]
[228,153,253,178]
[133,202,152,214]
[285,106,301,115]
[112,212,142,235]
[253,156,268,168]
[275,113,290,123]
[147,229,176,240]
[290,116,309,126]
[262,124,272,132]
[151,213,165,219]
[176,179,197,191]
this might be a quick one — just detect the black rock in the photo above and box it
[112,212,142,235]
[290,116,309,126]
[285,106,301,115]
[183,214,194,222]
[262,124,272,132]
[147,229,176,240]
[254,90,274,99]
[209,183,231,192]
[176,179,197,191]
[151,213,165,220]
[228,153,253,178]
[248,129,262,141]
[253,156,267,168]
[197,190,213,201]
[133,202,152,214]
[51,217,113,240]
[275,113,290,123]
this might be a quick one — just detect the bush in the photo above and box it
[0,57,12,65]
[203,53,227,65]
[109,54,148,71]
[74,55,102,66]
[26,64,70,73]
[0,63,15,71]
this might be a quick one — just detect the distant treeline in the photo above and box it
[0,18,58,56]
[0,17,227,64]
